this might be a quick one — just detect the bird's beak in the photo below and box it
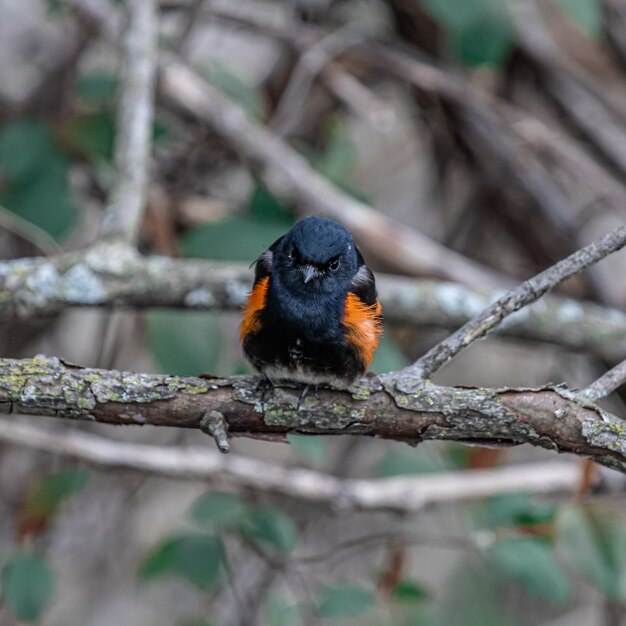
[301,265,319,284]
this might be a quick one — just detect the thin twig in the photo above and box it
[100,0,158,245]
[0,205,63,256]
[272,24,365,137]
[579,360,626,403]
[0,420,582,513]
[404,225,626,382]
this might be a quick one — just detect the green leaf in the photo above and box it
[60,110,115,160]
[314,120,357,186]
[264,593,302,626]
[248,183,294,223]
[557,504,626,601]
[146,310,222,376]
[0,120,52,181]
[436,557,511,626]
[287,434,330,467]
[420,0,513,66]
[189,492,249,529]
[392,579,429,603]
[316,583,376,620]
[1,553,55,622]
[204,62,265,119]
[0,119,78,239]
[472,492,557,529]
[486,537,570,604]
[139,533,225,590]
[551,0,602,37]
[372,447,449,477]
[370,335,408,375]
[178,215,287,262]
[24,468,90,520]
[76,71,119,105]
[239,506,298,554]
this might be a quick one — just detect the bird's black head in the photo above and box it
[274,216,359,296]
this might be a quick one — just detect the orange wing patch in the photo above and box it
[240,276,269,343]
[344,293,383,368]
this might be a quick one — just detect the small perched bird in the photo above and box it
[241,216,382,392]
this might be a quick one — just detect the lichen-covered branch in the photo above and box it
[405,225,626,383]
[2,356,626,474]
[1,420,582,513]
[2,245,626,361]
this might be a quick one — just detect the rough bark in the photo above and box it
[2,356,626,474]
[2,244,626,361]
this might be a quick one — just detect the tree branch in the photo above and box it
[2,247,626,361]
[0,420,582,513]
[580,359,626,403]
[100,0,158,245]
[404,225,626,383]
[2,356,626,473]
[159,58,506,289]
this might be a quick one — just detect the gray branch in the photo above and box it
[0,420,582,513]
[404,225,626,384]
[101,0,158,244]
[580,360,626,403]
[159,58,506,289]
[2,245,626,361]
[2,356,626,474]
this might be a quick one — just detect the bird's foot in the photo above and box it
[255,375,275,407]
[296,383,319,411]
[199,410,230,454]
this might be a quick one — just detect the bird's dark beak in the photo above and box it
[301,265,319,284]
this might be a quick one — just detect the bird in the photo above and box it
[240,216,382,397]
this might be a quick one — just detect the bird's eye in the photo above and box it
[328,258,340,272]
[288,248,298,262]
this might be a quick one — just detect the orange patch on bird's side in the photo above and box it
[240,277,269,343]
[344,293,383,368]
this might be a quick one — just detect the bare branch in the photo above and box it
[2,249,626,361]
[159,59,506,289]
[0,420,582,513]
[580,360,626,403]
[404,225,626,383]
[2,356,626,473]
[272,25,365,137]
[100,0,158,245]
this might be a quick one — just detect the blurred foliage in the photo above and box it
[418,0,600,67]
[372,446,451,476]
[486,536,570,604]
[18,468,90,538]
[287,433,331,468]
[471,492,557,529]
[1,552,55,622]
[203,61,266,120]
[316,582,376,620]
[0,120,77,240]
[420,0,513,66]
[239,505,298,554]
[552,0,602,37]
[146,310,222,376]
[557,504,626,600]
[139,533,226,590]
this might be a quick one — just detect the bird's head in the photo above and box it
[274,216,359,296]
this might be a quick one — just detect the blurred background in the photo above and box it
[2,0,626,624]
